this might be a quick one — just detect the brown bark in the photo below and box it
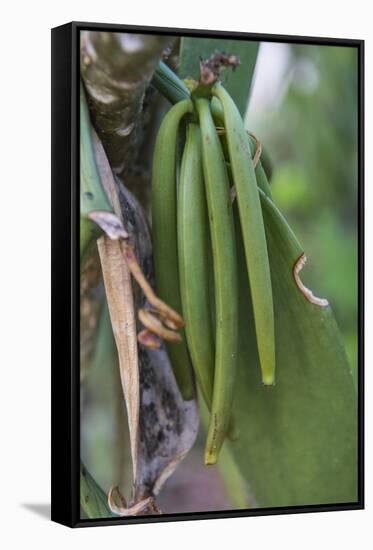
[80,31,174,179]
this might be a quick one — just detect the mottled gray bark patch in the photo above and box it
[117,183,199,502]
[81,31,174,178]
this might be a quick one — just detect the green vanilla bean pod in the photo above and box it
[196,98,238,465]
[212,95,273,187]
[80,81,113,262]
[178,122,215,408]
[177,122,239,440]
[226,134,272,198]
[213,83,275,386]
[210,97,225,124]
[151,99,195,401]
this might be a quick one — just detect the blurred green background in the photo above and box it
[247,42,358,382]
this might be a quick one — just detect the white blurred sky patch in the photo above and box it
[245,41,320,130]
[247,42,291,117]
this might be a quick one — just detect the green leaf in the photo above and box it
[228,193,357,507]
[80,81,113,263]
[198,390,250,508]
[80,462,116,519]
[179,37,259,116]
[218,445,251,509]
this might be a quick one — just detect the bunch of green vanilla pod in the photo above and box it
[151,60,275,465]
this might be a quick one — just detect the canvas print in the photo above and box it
[79,30,359,520]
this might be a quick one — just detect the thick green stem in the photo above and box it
[151,61,191,103]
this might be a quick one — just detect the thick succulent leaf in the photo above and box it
[80,463,116,519]
[179,37,259,116]
[198,394,251,508]
[228,194,357,507]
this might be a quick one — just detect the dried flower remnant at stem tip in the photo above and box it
[108,485,161,516]
[199,51,240,86]
[293,254,329,307]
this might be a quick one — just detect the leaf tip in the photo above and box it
[88,210,128,240]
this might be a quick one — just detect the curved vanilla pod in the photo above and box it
[178,123,215,407]
[213,83,275,386]
[196,98,238,464]
[210,97,224,125]
[151,99,195,400]
[177,122,239,440]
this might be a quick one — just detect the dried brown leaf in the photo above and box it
[97,236,140,481]
[138,308,182,343]
[88,210,128,240]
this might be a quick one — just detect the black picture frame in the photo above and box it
[51,21,364,528]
